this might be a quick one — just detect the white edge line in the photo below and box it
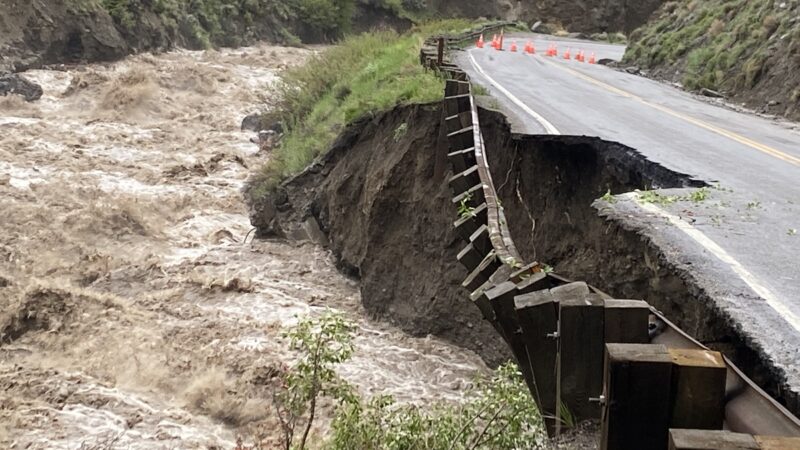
[467,50,561,135]
[621,192,800,333]
[468,47,800,333]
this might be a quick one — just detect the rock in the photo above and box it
[241,112,262,131]
[598,58,617,66]
[0,73,43,101]
[568,32,590,40]
[768,100,780,106]
[530,21,543,32]
[700,88,725,98]
[624,66,641,75]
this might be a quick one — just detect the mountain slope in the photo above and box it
[624,0,800,120]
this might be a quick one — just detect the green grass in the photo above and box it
[625,0,799,93]
[249,20,475,199]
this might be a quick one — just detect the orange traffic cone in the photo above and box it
[577,50,584,62]
[563,48,571,60]
[510,41,518,52]
[551,45,558,57]
[477,34,485,49]
[491,34,497,49]
[525,41,535,54]
[589,52,596,64]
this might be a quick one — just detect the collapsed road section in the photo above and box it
[249,24,800,448]
[423,28,800,447]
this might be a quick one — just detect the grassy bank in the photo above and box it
[624,0,800,117]
[248,20,477,200]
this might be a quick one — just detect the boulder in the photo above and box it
[0,73,43,101]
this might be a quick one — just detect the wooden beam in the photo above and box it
[601,344,672,450]
[755,436,800,449]
[515,289,559,433]
[669,348,727,430]
[604,299,650,344]
[668,430,758,450]
[559,294,605,421]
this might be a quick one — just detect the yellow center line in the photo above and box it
[541,58,800,167]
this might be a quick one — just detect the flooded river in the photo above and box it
[0,44,487,449]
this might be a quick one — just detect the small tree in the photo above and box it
[274,311,356,450]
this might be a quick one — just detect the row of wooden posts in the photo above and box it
[421,28,800,449]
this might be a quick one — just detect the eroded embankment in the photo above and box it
[478,108,794,409]
[248,103,511,367]
[252,98,798,413]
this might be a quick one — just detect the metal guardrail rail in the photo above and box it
[420,22,800,449]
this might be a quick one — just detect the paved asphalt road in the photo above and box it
[456,33,800,390]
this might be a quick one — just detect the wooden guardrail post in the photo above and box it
[668,348,727,430]
[515,288,559,432]
[604,299,650,344]
[602,344,673,450]
[437,37,444,66]
[559,293,605,422]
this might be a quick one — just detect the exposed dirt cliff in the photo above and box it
[247,103,511,367]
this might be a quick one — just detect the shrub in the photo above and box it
[328,363,545,450]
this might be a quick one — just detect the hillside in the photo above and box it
[1,0,668,72]
[624,0,800,120]
[0,0,412,72]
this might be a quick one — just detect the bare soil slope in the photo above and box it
[248,103,512,367]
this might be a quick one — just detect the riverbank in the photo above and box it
[0,42,487,448]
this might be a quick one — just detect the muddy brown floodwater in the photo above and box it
[0,44,488,449]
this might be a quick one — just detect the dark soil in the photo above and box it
[247,103,511,367]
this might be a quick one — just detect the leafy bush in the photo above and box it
[269,311,545,450]
[328,363,545,450]
[275,311,357,450]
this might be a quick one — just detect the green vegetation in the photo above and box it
[625,0,800,93]
[266,312,545,450]
[636,187,711,206]
[329,363,545,450]
[89,0,433,49]
[275,311,356,450]
[471,83,490,96]
[458,192,477,219]
[249,20,477,198]
[600,189,616,204]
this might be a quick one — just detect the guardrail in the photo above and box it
[420,25,800,449]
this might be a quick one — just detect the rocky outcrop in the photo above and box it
[0,0,128,72]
